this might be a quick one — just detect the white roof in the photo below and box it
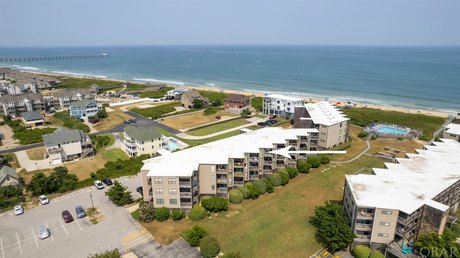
[265,94,303,102]
[142,127,318,177]
[304,101,350,126]
[346,139,460,214]
[446,123,460,136]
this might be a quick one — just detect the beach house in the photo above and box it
[293,101,349,149]
[180,91,208,109]
[262,94,304,119]
[21,111,44,128]
[342,139,460,256]
[123,126,166,157]
[69,99,100,119]
[224,94,250,114]
[140,127,319,210]
[42,128,93,164]
[0,165,20,187]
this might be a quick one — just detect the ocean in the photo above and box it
[0,46,459,112]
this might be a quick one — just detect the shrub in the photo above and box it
[131,102,180,119]
[267,173,282,187]
[88,248,121,258]
[286,166,299,178]
[307,156,321,168]
[182,225,208,247]
[251,97,263,112]
[296,160,311,173]
[229,189,244,204]
[138,202,155,222]
[358,131,368,138]
[171,210,185,220]
[245,182,260,199]
[451,223,460,237]
[199,236,221,258]
[131,209,141,221]
[264,179,274,193]
[0,185,25,210]
[54,111,90,133]
[369,249,385,258]
[26,167,78,196]
[193,99,204,109]
[202,197,228,212]
[237,186,249,199]
[277,170,290,186]
[189,205,207,221]
[240,108,252,118]
[370,135,377,140]
[253,180,267,194]
[351,245,371,258]
[319,155,330,164]
[155,207,170,221]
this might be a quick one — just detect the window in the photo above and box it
[211,175,215,183]
[211,185,215,190]
[155,189,164,195]
[379,222,390,226]
[168,178,176,184]
[154,178,163,184]
[169,189,177,195]
[156,199,164,205]
[382,210,392,215]
[377,233,388,237]
[170,199,178,205]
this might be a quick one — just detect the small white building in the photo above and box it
[262,94,304,119]
[443,123,460,142]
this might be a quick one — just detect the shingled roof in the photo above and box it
[124,126,162,142]
[0,165,18,182]
[225,94,250,103]
[22,111,43,122]
[42,127,88,147]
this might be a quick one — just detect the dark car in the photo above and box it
[131,119,136,123]
[257,122,266,126]
[136,186,143,196]
[75,205,86,218]
[102,178,113,186]
[62,210,74,223]
[264,120,274,126]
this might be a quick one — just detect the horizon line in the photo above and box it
[1,44,460,48]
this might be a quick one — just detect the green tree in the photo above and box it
[189,204,207,221]
[251,97,263,112]
[200,236,221,258]
[296,160,311,173]
[277,170,290,186]
[286,166,299,178]
[307,156,322,168]
[263,179,274,193]
[182,225,208,247]
[96,108,108,119]
[253,180,267,194]
[105,180,133,206]
[240,108,252,118]
[369,249,385,258]
[212,99,222,107]
[87,249,121,258]
[193,99,204,109]
[245,182,260,199]
[0,185,24,210]
[319,155,331,164]
[237,186,249,199]
[155,207,170,221]
[26,172,48,196]
[352,245,372,258]
[415,232,460,258]
[310,201,355,250]
[267,173,282,187]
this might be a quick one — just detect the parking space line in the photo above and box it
[59,218,70,238]
[31,227,39,248]
[0,238,4,258]
[45,222,55,241]
[16,233,23,254]
[73,214,83,230]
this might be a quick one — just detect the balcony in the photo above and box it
[234,162,245,167]
[123,139,137,148]
[355,224,372,231]
[249,175,259,180]
[234,181,244,186]
[354,235,370,243]
[217,178,227,184]
[217,188,228,194]
[249,157,259,162]
[395,226,405,237]
[234,172,245,177]
[180,192,191,197]
[356,212,374,220]
[179,181,191,186]
[397,217,408,226]
[216,169,227,174]
[181,202,192,208]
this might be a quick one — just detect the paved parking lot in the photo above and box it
[0,175,199,258]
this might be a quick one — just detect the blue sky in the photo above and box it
[0,0,459,46]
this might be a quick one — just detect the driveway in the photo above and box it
[0,174,200,258]
[14,150,57,172]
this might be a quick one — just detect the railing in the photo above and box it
[397,217,408,226]
[179,181,191,186]
[123,140,137,147]
[250,157,259,162]
[356,212,374,220]
[354,235,370,242]
[217,178,227,184]
[217,188,228,194]
[180,192,191,196]
[234,172,245,177]
[216,169,227,174]
[234,181,244,186]
[249,175,259,180]
[355,224,372,231]
[181,202,192,208]
[234,162,245,167]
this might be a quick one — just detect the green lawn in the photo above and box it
[57,77,122,89]
[102,149,128,162]
[186,118,247,136]
[132,102,181,119]
[198,90,228,103]
[342,108,446,141]
[140,86,175,98]
[195,155,385,258]
[159,129,240,147]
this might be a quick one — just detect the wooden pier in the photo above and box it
[0,54,110,63]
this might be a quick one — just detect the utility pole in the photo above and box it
[90,192,95,210]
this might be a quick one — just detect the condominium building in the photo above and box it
[123,126,166,157]
[50,89,94,110]
[140,127,319,210]
[342,139,460,256]
[294,101,350,149]
[262,94,304,119]
[0,93,46,117]
[443,123,460,142]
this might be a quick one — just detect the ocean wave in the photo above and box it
[204,83,215,86]
[133,77,185,85]
[50,70,107,79]
[11,65,40,71]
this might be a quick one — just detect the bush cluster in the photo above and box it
[277,170,290,186]
[200,236,221,258]
[351,245,385,258]
[182,225,208,247]
[306,156,321,168]
[296,160,311,173]
[253,180,267,194]
[90,135,112,149]
[229,189,243,204]
[27,166,78,196]
[4,116,56,145]
[131,102,180,119]
[171,210,186,220]
[54,111,90,133]
[286,166,299,178]
[201,197,228,212]
[189,204,207,221]
[267,173,282,187]
[203,107,222,116]
[0,185,24,210]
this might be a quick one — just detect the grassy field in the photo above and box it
[102,149,128,162]
[186,118,247,136]
[26,147,47,160]
[342,108,445,141]
[159,128,241,147]
[139,86,175,98]
[94,108,132,131]
[160,110,237,130]
[57,77,122,89]
[132,102,181,119]
[198,90,228,103]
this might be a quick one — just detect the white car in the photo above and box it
[39,195,50,205]
[94,180,104,190]
[13,205,24,215]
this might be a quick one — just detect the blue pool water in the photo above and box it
[167,142,179,151]
[376,127,408,134]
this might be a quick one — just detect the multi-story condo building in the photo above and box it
[342,139,460,257]
[0,93,46,117]
[140,127,319,210]
[69,99,100,119]
[123,126,166,157]
[42,127,93,164]
[262,94,304,119]
[50,89,94,110]
[294,101,349,149]
[443,123,460,142]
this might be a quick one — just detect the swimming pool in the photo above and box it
[376,127,408,134]
[167,142,179,151]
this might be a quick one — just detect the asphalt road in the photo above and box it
[0,175,199,258]
[0,110,181,153]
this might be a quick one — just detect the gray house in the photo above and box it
[0,165,20,187]
[42,128,93,164]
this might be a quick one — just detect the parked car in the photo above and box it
[257,122,266,126]
[13,205,24,215]
[136,186,143,195]
[131,118,136,123]
[102,178,113,186]
[94,180,104,190]
[215,116,221,120]
[124,119,131,124]
[75,205,86,218]
[39,195,49,205]
[62,210,74,223]
[37,224,50,240]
